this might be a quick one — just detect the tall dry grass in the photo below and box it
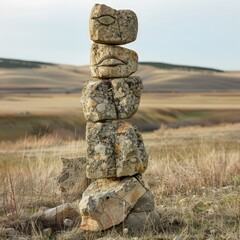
[0,136,86,220]
[0,124,239,239]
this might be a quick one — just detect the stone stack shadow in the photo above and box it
[79,4,160,235]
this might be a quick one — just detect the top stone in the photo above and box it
[90,4,138,45]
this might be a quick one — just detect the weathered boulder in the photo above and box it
[79,177,146,231]
[81,77,143,122]
[81,79,117,122]
[86,122,116,179]
[36,203,79,225]
[86,121,148,179]
[115,121,148,177]
[111,77,143,119]
[90,43,138,78]
[90,4,138,45]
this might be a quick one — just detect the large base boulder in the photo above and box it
[79,176,146,231]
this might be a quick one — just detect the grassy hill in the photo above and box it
[0,58,240,141]
[0,58,55,69]
[139,61,223,72]
[0,58,240,93]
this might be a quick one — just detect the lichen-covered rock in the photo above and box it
[79,177,146,231]
[86,121,148,179]
[81,77,143,122]
[86,122,116,179]
[90,43,138,78]
[115,121,148,177]
[112,77,143,119]
[90,4,138,45]
[81,79,117,122]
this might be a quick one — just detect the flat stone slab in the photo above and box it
[86,121,148,179]
[37,203,79,225]
[81,77,143,122]
[79,177,146,231]
[90,43,138,78]
[90,4,138,45]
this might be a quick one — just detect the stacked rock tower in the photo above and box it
[79,4,160,234]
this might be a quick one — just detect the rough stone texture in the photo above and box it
[112,77,143,119]
[79,177,146,231]
[115,121,148,177]
[81,77,143,122]
[81,79,117,122]
[37,203,79,225]
[86,122,116,179]
[57,157,91,202]
[90,43,138,78]
[120,210,161,236]
[90,4,138,45]
[77,3,158,235]
[86,121,148,179]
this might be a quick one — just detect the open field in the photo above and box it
[1,92,240,141]
[0,124,239,239]
[1,58,240,94]
[1,57,240,141]
[0,58,239,239]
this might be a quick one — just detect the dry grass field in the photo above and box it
[0,124,239,239]
[1,58,240,94]
[0,58,239,239]
[1,92,240,141]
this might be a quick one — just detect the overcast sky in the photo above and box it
[1,0,240,70]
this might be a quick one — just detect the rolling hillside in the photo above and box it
[0,58,240,93]
[1,58,240,140]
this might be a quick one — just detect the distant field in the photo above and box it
[1,58,240,93]
[1,92,240,141]
[0,57,240,140]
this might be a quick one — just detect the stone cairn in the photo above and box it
[79,4,160,235]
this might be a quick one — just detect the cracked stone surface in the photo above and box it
[81,77,143,122]
[81,79,117,122]
[79,176,146,231]
[90,43,138,78]
[90,4,138,45]
[112,76,143,119]
[86,121,148,179]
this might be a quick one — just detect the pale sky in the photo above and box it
[1,0,240,70]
